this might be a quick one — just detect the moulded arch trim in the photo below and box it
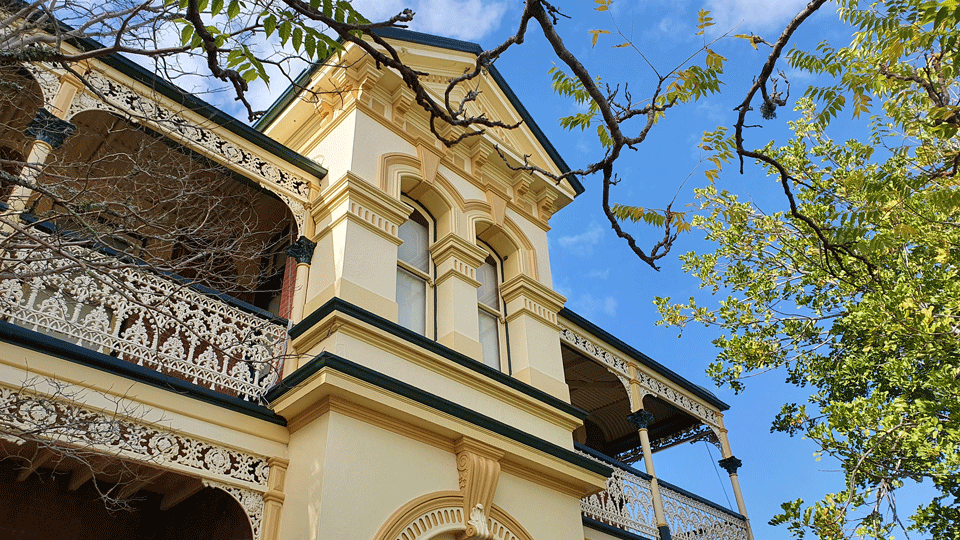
[502,216,539,281]
[470,215,526,281]
[372,491,536,540]
[378,153,466,211]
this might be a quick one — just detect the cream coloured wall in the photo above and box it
[495,470,586,540]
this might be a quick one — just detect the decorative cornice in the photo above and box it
[718,456,742,475]
[25,108,76,149]
[286,236,317,264]
[626,409,655,431]
[500,275,565,329]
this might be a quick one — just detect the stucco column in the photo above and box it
[6,76,80,211]
[286,236,317,323]
[430,233,486,361]
[262,456,289,540]
[306,171,409,320]
[627,366,673,540]
[717,427,753,540]
[499,275,569,400]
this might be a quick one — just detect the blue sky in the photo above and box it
[210,1,934,536]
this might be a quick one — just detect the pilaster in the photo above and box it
[430,233,487,361]
[307,171,412,320]
[499,275,568,400]
[262,456,289,540]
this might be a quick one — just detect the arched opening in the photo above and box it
[0,66,44,200]
[563,346,711,464]
[563,346,634,457]
[0,441,255,540]
[25,109,297,314]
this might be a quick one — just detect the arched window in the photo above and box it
[397,202,433,336]
[477,249,505,371]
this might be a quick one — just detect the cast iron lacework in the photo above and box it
[0,235,286,402]
[576,448,659,539]
[576,449,748,540]
[660,486,748,540]
[615,423,721,463]
[63,70,309,231]
[559,325,720,427]
[204,480,265,540]
[0,385,270,487]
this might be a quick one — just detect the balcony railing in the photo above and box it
[0,237,287,402]
[576,444,748,540]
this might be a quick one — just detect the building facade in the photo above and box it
[0,29,751,540]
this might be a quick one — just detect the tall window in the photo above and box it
[477,252,504,371]
[397,204,432,336]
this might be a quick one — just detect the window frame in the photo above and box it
[396,197,436,339]
[476,242,510,373]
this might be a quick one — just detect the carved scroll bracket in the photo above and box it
[455,437,503,540]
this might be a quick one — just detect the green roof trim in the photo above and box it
[290,297,590,421]
[559,307,730,411]
[252,27,584,196]
[266,351,611,478]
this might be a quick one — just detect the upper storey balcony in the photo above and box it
[558,310,751,540]
[0,62,322,403]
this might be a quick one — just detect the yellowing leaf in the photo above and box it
[589,29,610,47]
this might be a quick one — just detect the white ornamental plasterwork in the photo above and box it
[560,326,629,376]
[64,71,309,231]
[23,64,62,106]
[559,326,719,427]
[0,384,270,489]
[204,480,265,540]
[635,371,719,428]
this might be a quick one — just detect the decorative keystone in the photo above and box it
[25,108,76,149]
[286,236,317,264]
[626,410,655,430]
[718,456,743,475]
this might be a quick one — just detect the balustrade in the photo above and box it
[0,238,287,402]
[576,445,748,540]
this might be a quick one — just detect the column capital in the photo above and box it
[430,233,487,288]
[627,409,656,430]
[286,236,317,264]
[25,108,76,149]
[312,171,411,245]
[500,274,565,330]
[718,456,743,475]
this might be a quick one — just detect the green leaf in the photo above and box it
[227,0,240,19]
[210,0,223,16]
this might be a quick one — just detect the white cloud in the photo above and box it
[587,268,610,279]
[572,294,618,318]
[557,222,604,256]
[704,0,811,35]
[356,0,507,42]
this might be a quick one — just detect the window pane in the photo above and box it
[477,258,499,310]
[397,267,426,335]
[398,212,429,273]
[478,309,500,370]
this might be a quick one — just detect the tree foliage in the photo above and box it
[652,1,960,537]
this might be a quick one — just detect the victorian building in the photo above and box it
[0,28,751,540]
